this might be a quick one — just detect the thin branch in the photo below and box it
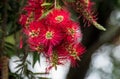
[54,0,57,8]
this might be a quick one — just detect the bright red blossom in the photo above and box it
[24,0,43,20]
[39,26,64,55]
[46,9,70,27]
[26,21,43,36]
[65,21,82,44]
[56,42,85,66]
[19,12,34,28]
[25,21,44,52]
[19,0,43,28]
[66,43,85,66]
[39,27,64,47]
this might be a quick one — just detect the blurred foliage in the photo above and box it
[0,0,48,78]
[0,0,22,57]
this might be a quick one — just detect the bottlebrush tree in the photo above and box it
[19,0,106,71]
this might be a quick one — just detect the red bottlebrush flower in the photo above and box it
[39,27,64,47]
[24,21,44,52]
[46,50,65,71]
[74,0,96,26]
[19,12,34,28]
[55,42,85,66]
[56,44,68,57]
[66,43,85,66]
[39,26,64,55]
[26,21,44,46]
[65,21,82,44]
[24,0,43,20]
[25,21,43,37]
[45,8,70,27]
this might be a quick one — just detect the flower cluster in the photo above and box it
[19,0,85,69]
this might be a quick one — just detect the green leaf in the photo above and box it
[32,52,41,67]
[4,41,16,57]
[41,3,52,6]
[15,63,23,69]
[15,66,23,74]
[39,10,51,20]
[26,60,31,65]
[93,22,106,31]
[5,41,15,47]
[4,47,15,57]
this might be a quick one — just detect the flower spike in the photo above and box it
[73,0,106,31]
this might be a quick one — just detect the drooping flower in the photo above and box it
[73,0,106,31]
[66,43,85,66]
[19,12,34,28]
[80,0,94,10]
[19,0,43,28]
[25,21,43,36]
[45,8,71,27]
[24,0,43,20]
[65,21,82,44]
[46,50,64,71]
[24,21,44,52]
[55,42,85,66]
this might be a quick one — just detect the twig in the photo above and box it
[54,0,57,8]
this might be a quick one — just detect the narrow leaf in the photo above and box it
[93,22,106,31]
[41,3,52,6]
[32,52,40,67]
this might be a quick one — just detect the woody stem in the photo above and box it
[54,0,57,8]
[1,56,9,79]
